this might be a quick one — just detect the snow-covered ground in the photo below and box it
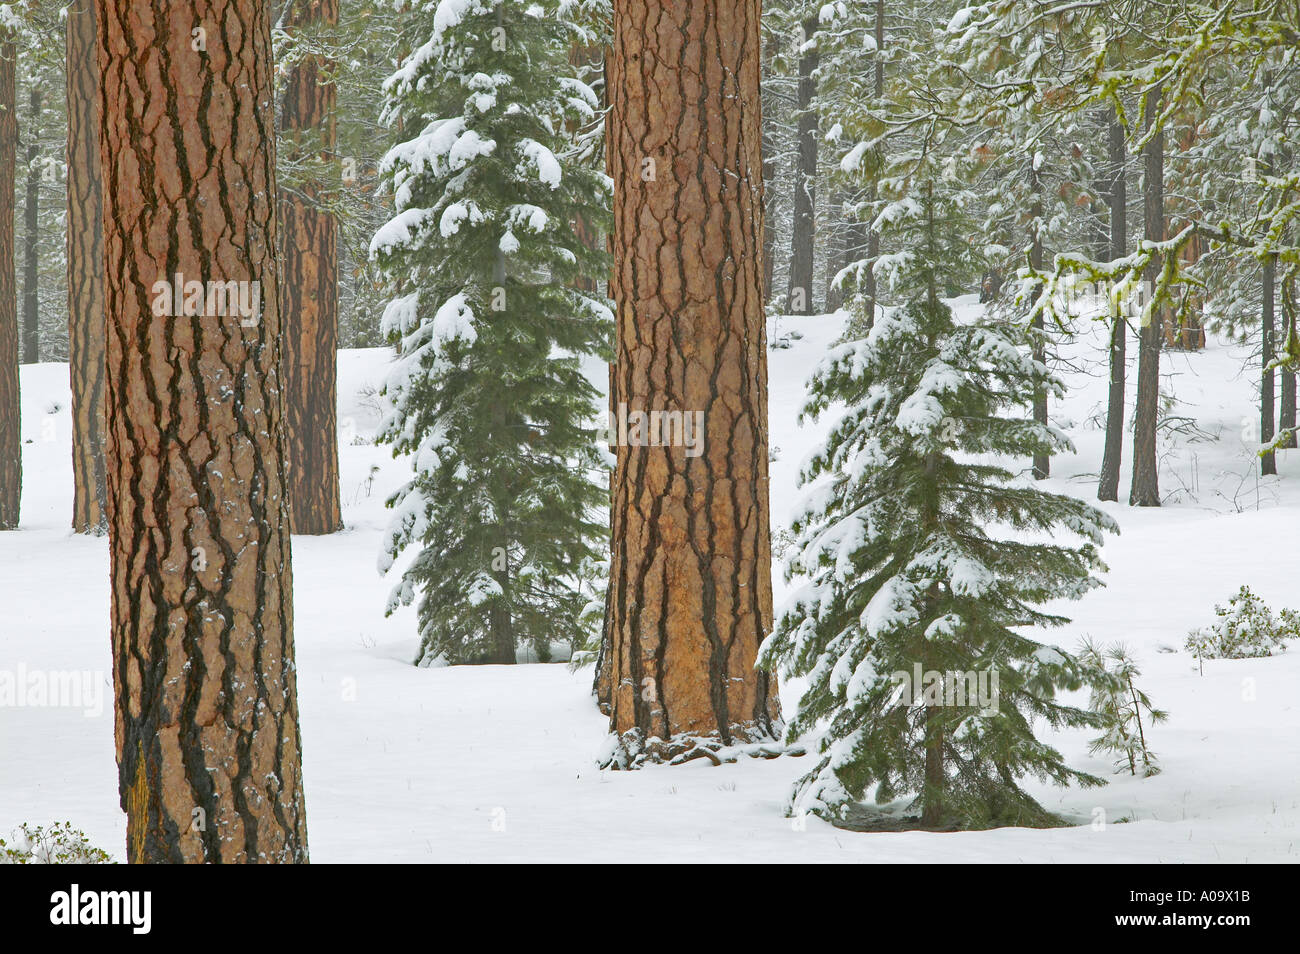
[3,300,1298,862]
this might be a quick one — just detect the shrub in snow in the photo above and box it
[1078,639,1167,777]
[1184,586,1297,662]
[1,823,112,864]
[761,284,1119,830]
[371,0,611,665]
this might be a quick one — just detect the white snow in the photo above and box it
[518,139,562,189]
[4,302,1300,861]
[439,199,487,238]
[430,292,477,346]
[369,207,433,257]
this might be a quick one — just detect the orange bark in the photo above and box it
[97,0,308,862]
[67,0,108,533]
[281,0,342,534]
[603,0,780,761]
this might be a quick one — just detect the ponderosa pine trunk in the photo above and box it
[97,0,308,863]
[785,14,817,315]
[0,36,17,530]
[67,0,108,533]
[21,85,38,364]
[1130,87,1162,507]
[604,0,780,762]
[1098,110,1126,502]
[280,0,342,535]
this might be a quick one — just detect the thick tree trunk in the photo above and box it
[1029,169,1048,479]
[1262,251,1277,475]
[280,0,342,535]
[0,36,18,529]
[785,15,817,315]
[21,85,38,364]
[1098,111,1126,502]
[604,0,780,763]
[67,0,108,534]
[97,0,308,863]
[1130,88,1162,507]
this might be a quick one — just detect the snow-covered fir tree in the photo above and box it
[761,168,1121,827]
[370,0,612,666]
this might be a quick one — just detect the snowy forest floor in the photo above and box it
[3,298,1299,862]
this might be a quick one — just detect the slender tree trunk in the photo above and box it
[67,0,108,533]
[281,0,342,535]
[1281,276,1296,448]
[489,508,515,666]
[1130,87,1162,507]
[1029,167,1048,479]
[1262,250,1277,475]
[760,32,777,307]
[21,86,38,364]
[922,701,944,827]
[862,0,884,331]
[1173,117,1205,350]
[1091,109,1111,263]
[785,15,817,314]
[0,36,18,529]
[1282,365,1297,448]
[487,393,516,666]
[1098,110,1126,502]
[919,494,942,827]
[1178,230,1205,350]
[604,0,780,762]
[824,191,846,312]
[97,0,308,863]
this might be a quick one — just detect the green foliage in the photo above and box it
[1185,585,1297,661]
[1079,639,1167,777]
[0,822,112,864]
[762,287,1118,829]
[566,554,607,671]
[372,0,611,666]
